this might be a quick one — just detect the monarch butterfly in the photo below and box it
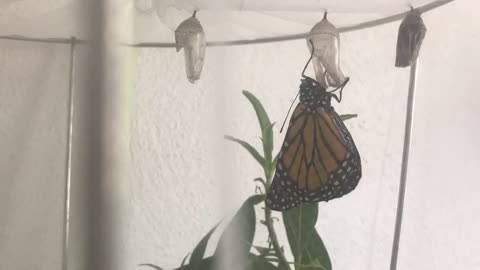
[265,52,361,212]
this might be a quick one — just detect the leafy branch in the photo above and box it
[142,90,357,270]
[226,90,291,270]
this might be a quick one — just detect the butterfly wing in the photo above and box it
[266,104,361,211]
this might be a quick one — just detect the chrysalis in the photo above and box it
[306,13,347,88]
[395,10,427,67]
[175,12,206,83]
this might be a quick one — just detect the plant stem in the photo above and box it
[265,207,291,270]
[264,165,291,270]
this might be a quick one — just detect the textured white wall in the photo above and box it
[1,1,480,270]
[128,1,480,270]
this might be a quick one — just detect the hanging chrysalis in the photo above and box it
[306,13,347,88]
[395,10,427,67]
[175,11,206,83]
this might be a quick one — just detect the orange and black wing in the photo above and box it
[265,104,361,211]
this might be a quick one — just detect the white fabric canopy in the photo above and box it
[0,0,447,42]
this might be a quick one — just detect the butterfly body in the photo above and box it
[266,76,361,211]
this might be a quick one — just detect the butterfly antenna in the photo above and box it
[302,40,316,79]
[281,41,315,133]
[282,41,316,132]
[280,91,300,133]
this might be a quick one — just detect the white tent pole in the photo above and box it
[82,1,117,269]
[62,36,76,270]
[82,0,132,268]
[390,60,419,270]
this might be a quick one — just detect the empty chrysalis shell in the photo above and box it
[306,14,347,88]
[175,13,206,83]
[395,10,427,67]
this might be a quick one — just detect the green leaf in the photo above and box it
[224,135,266,167]
[261,123,275,163]
[189,223,219,269]
[218,253,279,270]
[253,177,267,190]
[283,204,331,270]
[138,264,164,270]
[173,256,214,270]
[214,195,265,263]
[242,91,274,164]
[273,153,280,167]
[173,254,277,270]
[253,245,275,257]
[270,152,280,174]
[242,91,272,134]
[248,253,279,270]
[339,114,358,121]
[180,254,190,269]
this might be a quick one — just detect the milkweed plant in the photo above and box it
[141,91,356,270]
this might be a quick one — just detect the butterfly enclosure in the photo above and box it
[1,1,480,270]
